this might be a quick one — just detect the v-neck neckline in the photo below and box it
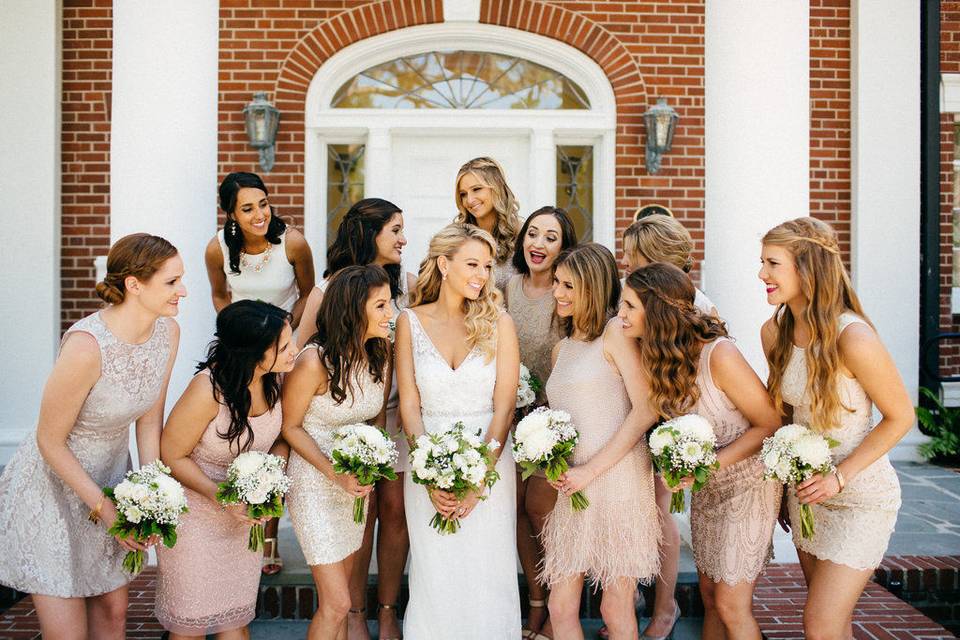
[408,309,477,372]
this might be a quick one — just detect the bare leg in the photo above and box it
[86,584,128,640]
[309,554,356,640]
[215,627,252,639]
[698,577,726,640]
[643,476,679,637]
[525,474,558,638]
[517,473,544,634]
[601,577,640,640]
[548,574,586,640]
[262,517,282,575]
[799,550,870,640]
[707,574,760,640]
[347,491,377,640]
[376,473,408,639]
[32,593,89,640]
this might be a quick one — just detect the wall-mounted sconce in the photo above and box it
[643,97,679,174]
[243,92,280,172]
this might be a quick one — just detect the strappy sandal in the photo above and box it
[377,602,402,640]
[522,598,551,639]
[260,537,283,576]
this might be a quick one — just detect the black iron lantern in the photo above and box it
[643,98,679,174]
[243,92,280,172]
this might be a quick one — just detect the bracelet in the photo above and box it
[834,468,845,493]
[88,495,105,524]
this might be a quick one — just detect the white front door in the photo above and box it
[390,133,530,276]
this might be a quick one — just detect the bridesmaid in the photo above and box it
[621,263,781,640]
[541,243,660,640]
[0,233,183,639]
[282,265,393,640]
[760,217,912,639]
[156,300,295,638]
[297,198,413,640]
[618,212,716,639]
[504,206,578,640]
[454,156,522,291]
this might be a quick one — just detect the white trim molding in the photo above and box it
[942,73,960,113]
[442,0,481,23]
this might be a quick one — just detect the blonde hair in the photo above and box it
[554,243,621,341]
[454,157,521,264]
[622,214,694,272]
[763,217,872,431]
[409,223,503,360]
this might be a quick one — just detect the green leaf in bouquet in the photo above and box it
[162,525,178,549]
[825,436,841,449]
[519,461,539,481]
[215,482,240,505]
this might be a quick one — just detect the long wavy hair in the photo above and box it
[763,217,872,431]
[408,223,502,361]
[622,214,695,273]
[625,263,728,419]
[310,265,390,404]
[554,243,620,341]
[453,157,521,264]
[510,206,579,275]
[219,172,286,275]
[325,198,403,300]
[198,300,290,454]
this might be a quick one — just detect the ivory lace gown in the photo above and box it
[402,309,521,639]
[782,312,901,570]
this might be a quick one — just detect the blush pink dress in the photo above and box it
[155,372,283,635]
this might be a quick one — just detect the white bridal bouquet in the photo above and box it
[649,414,719,514]
[512,407,589,511]
[409,421,500,535]
[216,451,291,552]
[330,423,399,523]
[760,423,838,539]
[103,460,188,575]
[516,363,542,409]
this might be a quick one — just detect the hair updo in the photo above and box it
[95,233,179,304]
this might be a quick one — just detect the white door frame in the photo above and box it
[303,23,617,274]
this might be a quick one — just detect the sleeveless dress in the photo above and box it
[218,228,298,312]
[504,274,561,406]
[402,309,521,639]
[286,345,386,565]
[155,372,283,634]
[540,322,660,588]
[494,257,517,292]
[782,312,901,570]
[0,312,172,597]
[690,338,781,585]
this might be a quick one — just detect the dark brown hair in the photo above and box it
[95,233,178,304]
[510,206,579,275]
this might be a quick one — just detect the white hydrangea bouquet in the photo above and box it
[512,407,589,511]
[330,423,399,523]
[216,451,292,552]
[516,363,542,409]
[409,421,500,535]
[649,414,719,514]
[760,423,839,539]
[103,460,188,575]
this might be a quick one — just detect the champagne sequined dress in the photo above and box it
[690,338,781,585]
[0,312,172,597]
[504,274,561,406]
[155,372,283,634]
[782,312,901,570]
[286,345,385,565]
[540,321,660,588]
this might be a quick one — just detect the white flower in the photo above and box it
[775,423,809,444]
[668,414,715,443]
[515,411,551,442]
[680,441,704,465]
[155,473,185,504]
[648,428,676,456]
[124,506,143,524]
[233,451,265,476]
[520,428,557,460]
[792,433,832,469]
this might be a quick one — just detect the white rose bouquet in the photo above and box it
[512,407,589,511]
[330,423,399,523]
[649,414,719,514]
[103,460,188,575]
[760,423,838,539]
[515,363,542,410]
[409,421,500,535]
[216,451,291,552]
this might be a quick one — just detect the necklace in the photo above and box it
[240,243,273,272]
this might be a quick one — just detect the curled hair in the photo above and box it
[198,300,290,454]
[409,223,502,360]
[622,214,694,272]
[763,217,872,431]
[325,198,403,300]
[454,157,521,264]
[96,233,179,304]
[554,243,620,341]
[310,265,390,404]
[625,263,728,419]
[218,172,287,275]
[511,206,579,275]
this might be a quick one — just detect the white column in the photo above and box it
[111,0,219,415]
[529,128,555,217]
[0,0,60,463]
[704,1,810,374]
[850,2,922,460]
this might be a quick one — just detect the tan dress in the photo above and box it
[504,273,561,405]
[494,257,517,292]
[782,312,901,570]
[540,322,660,588]
[690,338,781,585]
[155,372,283,635]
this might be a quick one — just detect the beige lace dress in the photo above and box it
[690,338,781,585]
[782,312,901,570]
[504,273,561,406]
[540,322,660,588]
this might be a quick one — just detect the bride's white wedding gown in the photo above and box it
[402,309,521,639]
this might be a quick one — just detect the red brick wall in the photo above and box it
[61,0,113,331]
[939,3,960,379]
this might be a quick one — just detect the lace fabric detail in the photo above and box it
[157,603,255,635]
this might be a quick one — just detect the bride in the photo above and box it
[395,223,521,638]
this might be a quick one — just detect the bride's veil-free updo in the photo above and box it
[409,223,502,361]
